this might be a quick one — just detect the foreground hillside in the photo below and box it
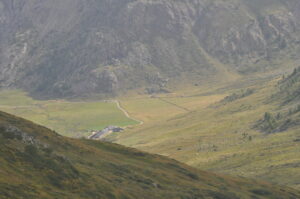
[1,0,300,98]
[0,111,299,198]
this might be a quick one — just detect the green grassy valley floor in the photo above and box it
[0,68,299,192]
[110,74,300,190]
[1,111,300,199]
[0,90,138,137]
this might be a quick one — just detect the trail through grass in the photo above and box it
[0,90,138,137]
[112,76,300,189]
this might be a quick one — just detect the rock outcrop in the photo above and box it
[0,0,299,98]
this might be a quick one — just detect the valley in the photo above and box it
[1,67,299,191]
[111,70,300,190]
[1,0,300,198]
[0,90,138,137]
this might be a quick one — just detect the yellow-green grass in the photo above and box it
[1,68,299,191]
[1,111,300,198]
[119,94,224,123]
[113,77,300,189]
[0,90,138,137]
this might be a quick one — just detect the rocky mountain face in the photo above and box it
[0,0,300,98]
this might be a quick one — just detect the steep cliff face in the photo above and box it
[0,0,299,98]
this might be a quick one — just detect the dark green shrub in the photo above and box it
[43,147,53,156]
[222,89,254,103]
[251,189,271,196]
[47,174,62,187]
[25,145,38,156]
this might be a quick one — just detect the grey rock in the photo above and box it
[0,0,300,98]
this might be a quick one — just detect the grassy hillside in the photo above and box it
[0,111,300,199]
[112,69,300,190]
[0,90,138,137]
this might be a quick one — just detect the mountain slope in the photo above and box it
[111,69,300,189]
[0,111,300,198]
[256,67,300,133]
[0,0,300,98]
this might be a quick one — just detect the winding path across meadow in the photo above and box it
[111,100,144,127]
[88,100,143,139]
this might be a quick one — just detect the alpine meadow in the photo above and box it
[0,0,300,198]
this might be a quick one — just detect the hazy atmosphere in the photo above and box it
[0,0,300,198]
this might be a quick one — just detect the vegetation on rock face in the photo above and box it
[221,89,255,104]
[255,112,279,133]
[277,66,300,104]
[255,109,300,134]
[254,67,300,133]
[0,111,300,199]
